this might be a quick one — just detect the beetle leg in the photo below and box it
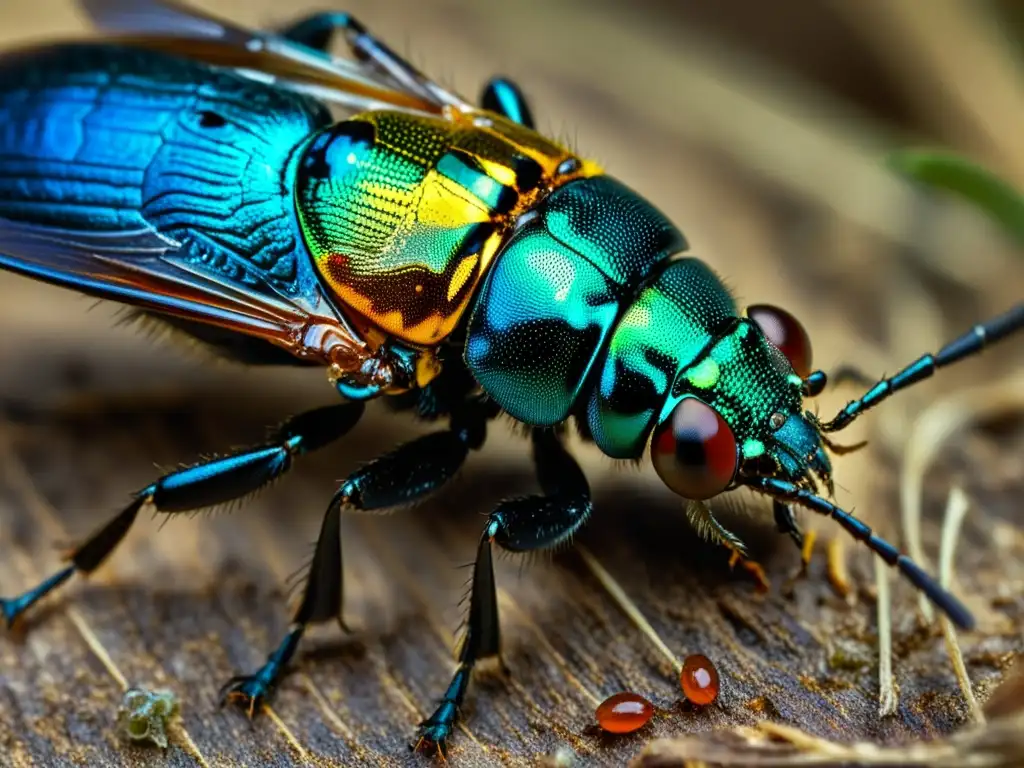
[772,500,804,551]
[0,402,364,629]
[480,78,535,129]
[279,12,352,53]
[416,429,591,755]
[280,11,465,108]
[685,499,749,557]
[220,396,492,716]
[220,500,344,717]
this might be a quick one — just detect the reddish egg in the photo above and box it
[594,692,654,734]
[680,654,720,706]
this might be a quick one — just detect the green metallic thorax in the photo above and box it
[586,258,733,457]
[584,257,803,460]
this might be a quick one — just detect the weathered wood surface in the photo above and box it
[0,1,1022,767]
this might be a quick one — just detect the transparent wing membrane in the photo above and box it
[80,0,444,115]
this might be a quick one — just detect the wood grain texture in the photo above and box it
[0,1,1021,767]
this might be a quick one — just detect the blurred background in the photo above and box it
[0,2,1021,767]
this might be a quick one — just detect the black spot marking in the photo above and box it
[512,154,543,191]
[198,111,227,128]
[300,120,376,181]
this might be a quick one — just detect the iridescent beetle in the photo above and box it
[0,0,1021,753]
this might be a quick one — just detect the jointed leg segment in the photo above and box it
[280,11,466,108]
[0,402,365,627]
[417,429,592,752]
[221,395,493,712]
[772,500,804,550]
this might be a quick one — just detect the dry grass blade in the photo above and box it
[938,487,983,724]
[576,544,682,674]
[263,707,310,764]
[874,558,897,717]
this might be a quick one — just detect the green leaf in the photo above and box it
[887,149,1024,247]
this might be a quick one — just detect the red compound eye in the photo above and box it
[651,398,737,501]
[747,304,813,378]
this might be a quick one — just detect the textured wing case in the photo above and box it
[0,44,330,300]
[0,42,386,367]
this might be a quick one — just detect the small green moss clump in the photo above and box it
[117,687,179,749]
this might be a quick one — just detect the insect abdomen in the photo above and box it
[0,43,331,301]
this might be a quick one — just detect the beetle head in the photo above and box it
[646,302,976,632]
[649,307,834,501]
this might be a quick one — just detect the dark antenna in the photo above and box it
[749,476,974,629]
[822,303,1024,432]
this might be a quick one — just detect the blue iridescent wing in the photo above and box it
[0,40,370,369]
[0,0,443,369]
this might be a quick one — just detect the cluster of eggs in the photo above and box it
[595,654,720,734]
